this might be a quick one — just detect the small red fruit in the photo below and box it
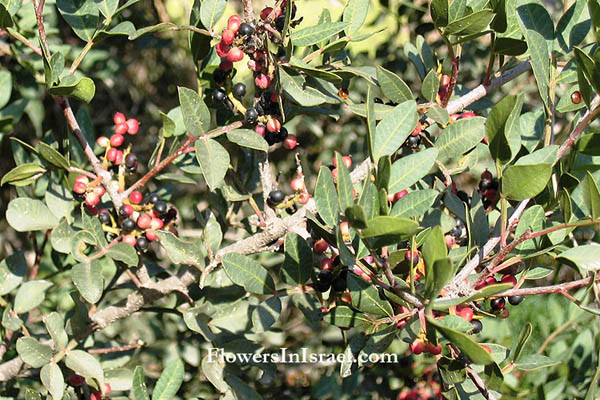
[333,155,352,169]
[266,117,282,133]
[85,204,99,215]
[331,168,338,179]
[73,182,88,194]
[215,42,230,58]
[121,204,133,215]
[341,291,352,303]
[220,59,233,71]
[445,235,456,248]
[227,47,244,62]
[145,229,158,241]
[320,257,334,270]
[255,73,271,89]
[501,274,517,286]
[114,150,124,165]
[290,177,305,192]
[104,383,112,395]
[68,374,85,386]
[462,111,476,118]
[150,217,164,230]
[122,235,137,246]
[481,169,493,181]
[137,213,152,229]
[283,135,298,150]
[571,90,582,104]
[93,185,106,197]
[410,339,426,355]
[255,124,266,136]
[126,118,139,135]
[75,175,89,185]
[115,122,128,135]
[396,319,407,329]
[298,192,310,204]
[456,306,474,322]
[411,121,422,136]
[96,136,109,147]
[106,147,118,163]
[481,345,492,354]
[440,74,451,87]
[129,191,143,204]
[113,112,126,125]
[405,250,419,264]
[314,239,329,253]
[110,134,125,147]
[394,190,408,202]
[247,59,260,72]
[260,7,273,20]
[90,390,102,400]
[227,15,242,32]
[340,221,350,237]
[221,29,236,45]
[85,192,100,207]
[426,342,443,355]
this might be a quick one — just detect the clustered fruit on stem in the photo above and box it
[210,4,300,150]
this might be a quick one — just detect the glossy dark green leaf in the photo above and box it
[486,95,523,164]
[251,295,281,333]
[290,21,349,46]
[222,253,276,295]
[336,152,354,211]
[515,354,560,370]
[72,260,104,304]
[156,231,205,269]
[574,46,600,96]
[323,306,373,328]
[524,29,550,109]
[422,226,448,297]
[373,101,417,161]
[227,129,268,152]
[0,251,26,295]
[493,37,528,55]
[195,137,229,190]
[1,163,45,186]
[106,242,139,266]
[315,166,339,227]
[348,274,393,316]
[375,155,391,191]
[390,189,438,219]
[557,244,600,275]
[388,148,438,193]
[436,116,486,159]
[431,0,449,28]
[189,0,211,62]
[280,67,327,106]
[502,163,552,200]
[280,233,312,285]
[376,66,413,103]
[56,0,99,41]
[37,142,69,169]
[510,322,532,362]
[444,9,495,36]
[152,358,184,400]
[428,317,494,365]
[179,86,210,137]
[200,0,225,29]
[360,216,420,238]
[345,205,368,229]
[583,171,600,219]
[421,70,439,103]
[48,76,96,103]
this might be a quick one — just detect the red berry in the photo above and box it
[481,170,493,181]
[266,117,282,133]
[426,342,443,355]
[290,177,305,192]
[340,292,352,303]
[93,185,106,197]
[440,74,451,87]
[145,229,158,241]
[73,182,87,194]
[501,274,517,286]
[227,15,242,32]
[410,339,426,355]
[126,118,139,135]
[115,122,128,135]
[333,155,352,169]
[331,168,338,179]
[571,90,582,104]
[129,191,143,204]
[260,7,273,20]
[113,112,126,125]
[485,276,498,285]
[298,192,310,204]
[137,213,152,229]
[227,47,244,62]
[320,257,334,270]
[85,192,100,207]
[396,319,407,329]
[255,124,266,136]
[104,383,112,395]
[150,217,164,230]
[68,374,84,386]
[445,235,456,248]
[314,239,329,253]
[85,204,99,215]
[106,148,118,163]
[462,111,476,118]
[481,344,492,354]
[215,42,230,58]
[456,306,474,322]
[110,134,125,147]
[394,190,408,202]
[90,390,102,400]
[405,250,419,264]
[247,59,260,72]
[221,29,235,45]
[121,204,133,216]
[122,235,136,246]
[74,175,89,185]
[340,221,350,237]
[255,73,271,89]
[114,150,124,165]
[96,136,109,147]
[283,134,298,149]
[411,121,422,136]
[219,60,233,71]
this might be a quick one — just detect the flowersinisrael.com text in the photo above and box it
[208,348,399,364]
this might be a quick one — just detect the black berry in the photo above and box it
[154,200,167,215]
[275,15,285,31]
[122,218,135,231]
[238,23,254,36]
[490,298,505,310]
[332,276,347,292]
[213,69,228,85]
[268,189,285,204]
[451,224,462,238]
[136,236,149,251]
[212,88,227,103]
[275,127,288,142]
[470,319,483,334]
[374,97,384,104]
[148,193,160,204]
[317,270,333,286]
[314,280,331,292]
[98,211,111,225]
[479,178,493,191]
[406,135,420,148]
[245,108,258,123]
[232,83,246,99]
[456,191,471,207]
[508,295,524,306]
[125,153,137,169]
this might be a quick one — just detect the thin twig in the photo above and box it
[88,341,143,354]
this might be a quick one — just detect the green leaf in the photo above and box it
[583,171,600,219]
[557,244,600,275]
[56,0,99,41]
[514,205,544,251]
[555,0,589,54]
[132,366,150,400]
[106,242,139,266]
[189,0,211,62]
[342,0,369,35]
[431,0,449,28]
[427,104,449,125]
[222,253,276,295]
[359,180,380,220]
[432,283,513,309]
[428,317,494,365]
[348,274,394,316]
[200,0,225,29]
[72,260,104,304]
[1,163,45,186]
[16,337,52,368]
[45,181,75,221]
[375,155,391,191]
[48,76,96,103]
[65,350,104,386]
[494,37,528,55]
[436,116,486,159]
[486,95,523,164]
[373,101,417,161]
[346,205,368,229]
[251,295,282,333]
[43,312,68,350]
[574,46,600,96]
[40,363,64,400]
[14,280,52,313]
[335,152,354,211]
[0,4,13,28]
[288,56,342,82]
[390,189,438,219]
[195,137,229,191]
[50,219,77,254]
[376,66,413,103]
[279,67,327,106]
[226,375,262,400]
[360,216,420,238]
[227,129,268,152]
[502,163,552,200]
[423,228,449,299]
[94,21,137,41]
[510,322,532,362]
[515,354,560,370]
[444,9,495,36]
[315,166,339,227]
[523,29,550,110]
[0,69,12,109]
[156,231,205,269]
[323,305,373,328]
[97,0,118,19]
[388,148,438,193]
[280,233,312,285]
[366,85,376,161]
[152,358,184,400]
[516,0,555,49]
[178,87,210,137]
[290,21,349,46]
[0,251,26,295]
[421,70,440,103]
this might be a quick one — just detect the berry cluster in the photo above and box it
[478,169,499,209]
[266,174,310,210]
[210,7,300,150]
[72,175,106,215]
[403,121,424,149]
[96,112,140,170]
[409,337,442,356]
[67,374,111,399]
